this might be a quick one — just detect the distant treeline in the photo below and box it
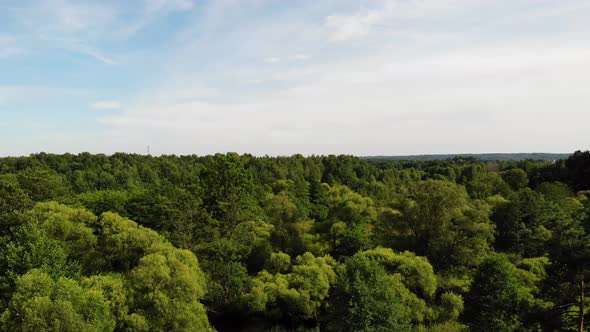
[0,150,589,331]
[365,152,570,161]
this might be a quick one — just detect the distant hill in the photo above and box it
[363,153,570,161]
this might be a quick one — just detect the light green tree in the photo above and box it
[1,270,115,332]
[244,252,337,322]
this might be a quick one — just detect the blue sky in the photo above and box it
[1,0,589,156]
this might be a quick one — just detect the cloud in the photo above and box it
[323,0,478,41]
[290,54,311,61]
[0,46,24,58]
[0,35,24,57]
[120,0,195,38]
[0,86,84,105]
[73,46,119,65]
[144,0,195,14]
[35,33,119,65]
[5,0,590,155]
[90,0,590,155]
[13,0,193,63]
[325,6,392,41]
[31,0,117,33]
[12,1,124,66]
[264,57,281,63]
[97,34,590,155]
[91,101,122,110]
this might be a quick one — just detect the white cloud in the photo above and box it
[0,86,83,105]
[144,0,195,14]
[5,0,590,155]
[32,0,117,33]
[264,57,281,63]
[0,47,23,57]
[92,0,590,155]
[246,79,263,84]
[75,46,119,65]
[0,35,24,57]
[290,54,311,61]
[325,6,391,41]
[13,0,125,66]
[91,101,122,110]
[324,0,479,41]
[98,35,590,155]
[16,0,192,62]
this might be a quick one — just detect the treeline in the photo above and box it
[365,153,570,161]
[0,151,589,331]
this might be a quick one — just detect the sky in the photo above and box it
[1,0,589,156]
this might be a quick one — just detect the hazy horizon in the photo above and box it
[1,0,589,156]
[0,150,573,159]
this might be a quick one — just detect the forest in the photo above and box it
[0,150,589,331]
[366,153,569,161]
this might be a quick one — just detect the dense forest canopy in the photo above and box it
[0,150,589,331]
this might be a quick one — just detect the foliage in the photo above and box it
[0,151,588,331]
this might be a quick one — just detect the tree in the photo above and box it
[264,191,298,252]
[81,274,147,331]
[76,190,129,217]
[128,248,212,332]
[356,248,437,299]
[322,184,376,256]
[97,212,164,273]
[244,253,336,323]
[325,248,463,331]
[464,254,551,332]
[325,252,425,331]
[389,180,495,270]
[0,151,588,331]
[1,270,115,332]
[201,153,259,229]
[0,203,214,332]
[566,150,590,190]
[27,202,98,271]
[0,175,32,215]
[16,167,69,202]
[492,187,586,259]
[502,168,529,191]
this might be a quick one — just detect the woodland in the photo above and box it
[0,151,589,331]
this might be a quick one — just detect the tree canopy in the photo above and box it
[0,151,589,331]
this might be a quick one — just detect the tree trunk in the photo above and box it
[580,273,585,332]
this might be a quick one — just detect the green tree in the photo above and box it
[128,248,212,332]
[502,168,529,191]
[0,175,32,215]
[76,190,129,217]
[464,254,552,332]
[325,253,426,331]
[17,167,69,202]
[322,184,376,256]
[0,203,215,332]
[201,153,259,229]
[1,270,115,332]
[244,253,336,323]
[325,248,463,331]
[390,180,495,270]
